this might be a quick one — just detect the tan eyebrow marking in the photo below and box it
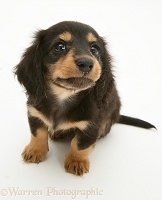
[86,32,97,42]
[59,32,72,41]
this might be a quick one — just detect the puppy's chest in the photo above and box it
[49,106,88,132]
[28,102,91,133]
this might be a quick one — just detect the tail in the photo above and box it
[118,115,156,129]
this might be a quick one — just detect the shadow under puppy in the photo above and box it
[14,21,155,176]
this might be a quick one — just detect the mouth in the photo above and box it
[53,77,95,91]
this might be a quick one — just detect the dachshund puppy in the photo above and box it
[15,21,155,176]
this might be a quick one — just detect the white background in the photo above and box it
[0,0,162,199]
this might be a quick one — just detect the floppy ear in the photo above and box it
[95,38,118,108]
[14,30,46,97]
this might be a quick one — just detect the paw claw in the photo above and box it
[22,144,48,163]
[64,154,90,176]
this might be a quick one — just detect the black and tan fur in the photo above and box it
[14,21,155,176]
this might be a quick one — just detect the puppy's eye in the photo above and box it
[90,45,99,56]
[54,42,66,52]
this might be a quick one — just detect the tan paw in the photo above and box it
[64,154,90,176]
[22,144,48,163]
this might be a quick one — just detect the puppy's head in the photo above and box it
[15,21,112,97]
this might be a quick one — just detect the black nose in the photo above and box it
[76,58,94,73]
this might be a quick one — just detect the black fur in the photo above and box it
[119,115,156,129]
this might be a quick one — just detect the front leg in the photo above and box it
[64,128,98,176]
[22,116,49,163]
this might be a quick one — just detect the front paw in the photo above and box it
[64,153,90,176]
[22,144,48,163]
